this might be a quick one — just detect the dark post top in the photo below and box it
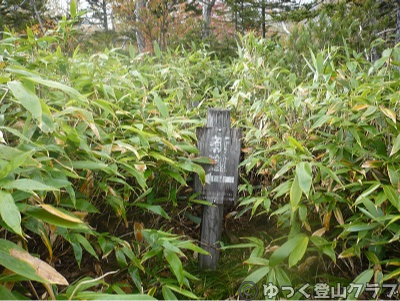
[206,109,231,127]
[195,108,241,205]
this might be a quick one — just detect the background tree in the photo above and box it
[113,0,200,53]
[396,0,400,46]
[225,0,307,37]
[86,0,111,31]
[0,0,47,37]
[201,0,216,38]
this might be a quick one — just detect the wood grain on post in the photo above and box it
[196,109,241,270]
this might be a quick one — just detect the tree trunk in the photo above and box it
[102,0,108,31]
[396,0,400,46]
[0,8,3,40]
[261,0,266,38]
[241,0,243,33]
[201,0,216,39]
[135,0,146,53]
[30,0,45,34]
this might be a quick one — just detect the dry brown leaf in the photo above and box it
[88,122,101,140]
[134,164,147,172]
[9,249,68,285]
[323,211,332,231]
[79,170,94,196]
[265,245,280,253]
[298,256,318,273]
[134,222,144,242]
[303,221,312,232]
[312,227,326,237]
[333,207,344,225]
[0,268,15,291]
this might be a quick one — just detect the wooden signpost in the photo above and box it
[195,109,242,270]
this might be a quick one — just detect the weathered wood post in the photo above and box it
[195,109,242,270]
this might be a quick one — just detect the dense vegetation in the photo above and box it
[1,1,400,300]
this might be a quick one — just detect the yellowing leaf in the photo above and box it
[380,106,397,124]
[352,104,369,111]
[40,204,84,224]
[338,247,356,259]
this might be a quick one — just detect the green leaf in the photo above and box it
[135,203,170,220]
[382,267,400,282]
[316,164,343,186]
[269,235,307,268]
[163,249,184,286]
[71,160,109,171]
[348,127,361,146]
[0,284,17,300]
[2,179,59,192]
[346,269,373,300]
[355,182,381,205]
[27,77,85,103]
[178,161,205,185]
[346,223,379,232]
[0,150,32,180]
[390,134,400,156]
[274,266,291,287]
[162,286,177,300]
[383,185,400,211]
[244,257,270,266]
[70,0,77,18]
[120,163,147,190]
[162,169,187,186]
[387,165,399,186]
[290,176,302,211]
[149,151,175,165]
[243,266,270,284]
[21,205,88,230]
[296,162,312,197]
[0,192,22,236]
[70,236,83,267]
[152,92,169,118]
[175,241,209,255]
[163,285,199,300]
[8,81,42,125]
[310,115,331,131]
[75,234,98,260]
[288,235,309,267]
[287,136,305,152]
[272,162,295,181]
[73,292,156,300]
[154,41,162,58]
[115,249,127,268]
